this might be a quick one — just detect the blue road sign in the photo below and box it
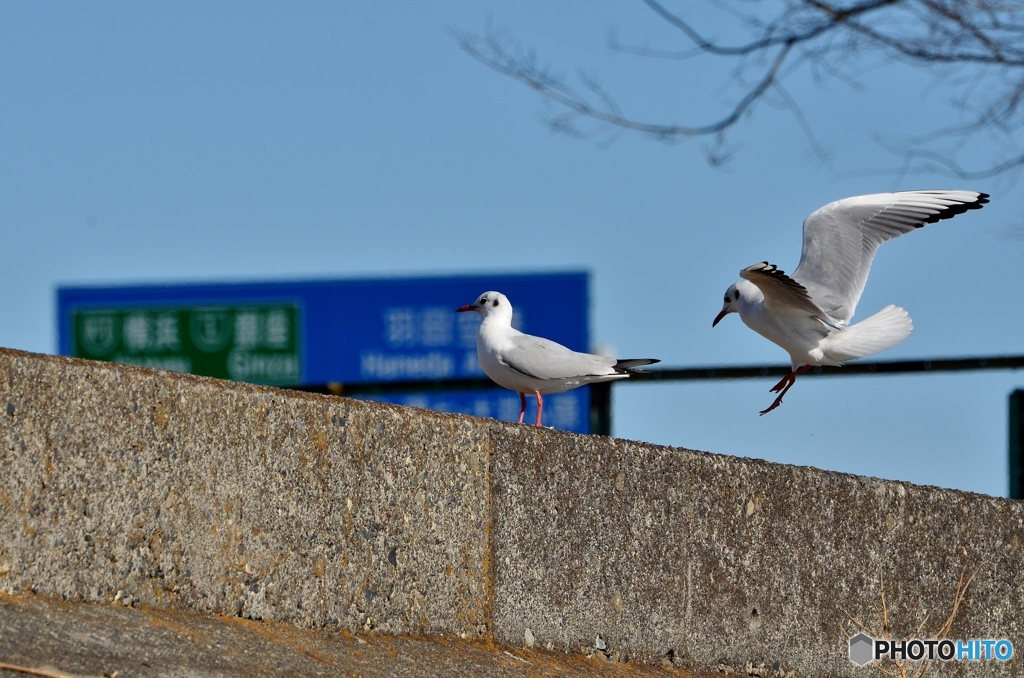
[352,388,588,432]
[58,272,591,432]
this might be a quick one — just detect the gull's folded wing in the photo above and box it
[741,262,829,320]
[501,334,616,381]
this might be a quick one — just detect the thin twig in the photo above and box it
[0,662,74,678]
[844,553,990,678]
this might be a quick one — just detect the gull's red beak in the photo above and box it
[456,304,475,313]
[712,309,728,327]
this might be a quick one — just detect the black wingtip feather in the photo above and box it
[613,358,660,373]
[919,191,989,225]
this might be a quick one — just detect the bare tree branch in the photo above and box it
[451,24,794,142]
[454,1,1024,176]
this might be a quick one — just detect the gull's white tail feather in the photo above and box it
[824,305,913,363]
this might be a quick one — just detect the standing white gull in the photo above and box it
[713,189,989,415]
[457,291,659,427]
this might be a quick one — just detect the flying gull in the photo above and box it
[713,190,988,415]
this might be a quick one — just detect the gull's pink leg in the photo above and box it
[517,392,527,424]
[770,373,793,393]
[761,365,812,416]
[760,384,793,416]
[534,391,544,427]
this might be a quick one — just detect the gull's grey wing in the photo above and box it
[501,333,616,381]
[741,262,830,320]
[792,190,988,324]
[741,262,834,342]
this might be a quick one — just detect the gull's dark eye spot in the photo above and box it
[479,298,486,305]
[492,299,499,307]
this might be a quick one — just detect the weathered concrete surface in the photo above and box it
[491,432,1024,676]
[1,347,1023,676]
[0,593,688,678]
[0,348,492,638]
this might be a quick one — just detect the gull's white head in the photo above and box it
[713,280,759,327]
[457,291,513,322]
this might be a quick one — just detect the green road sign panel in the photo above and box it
[71,304,301,384]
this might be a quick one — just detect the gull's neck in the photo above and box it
[478,312,517,348]
[735,280,764,321]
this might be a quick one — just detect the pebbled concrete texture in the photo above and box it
[490,433,1024,676]
[1,347,1023,676]
[0,348,492,638]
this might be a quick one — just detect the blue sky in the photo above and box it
[1,2,1021,497]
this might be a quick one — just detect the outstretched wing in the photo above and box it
[792,190,988,324]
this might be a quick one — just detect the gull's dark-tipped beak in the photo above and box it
[456,304,475,313]
[712,309,728,327]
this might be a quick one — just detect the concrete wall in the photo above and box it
[1,348,1021,676]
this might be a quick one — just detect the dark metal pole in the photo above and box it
[1011,391,1024,500]
[627,355,1024,383]
[292,355,1024,396]
[589,382,612,437]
